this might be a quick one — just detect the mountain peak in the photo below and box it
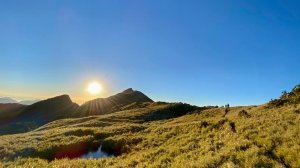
[53,94,72,100]
[77,88,153,117]
[122,88,134,94]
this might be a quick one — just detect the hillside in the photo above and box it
[0,103,26,124]
[268,84,300,107]
[0,89,153,135]
[15,95,79,124]
[0,95,78,135]
[1,85,300,167]
[75,88,153,117]
[0,103,29,135]
[0,84,300,167]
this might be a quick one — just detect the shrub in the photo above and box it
[229,122,236,132]
[140,103,199,121]
[199,121,209,128]
[64,129,94,137]
[102,138,127,156]
[238,110,250,118]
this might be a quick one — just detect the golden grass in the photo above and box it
[0,102,299,167]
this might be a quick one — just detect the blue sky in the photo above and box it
[0,0,300,105]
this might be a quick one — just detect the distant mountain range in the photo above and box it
[0,97,18,104]
[0,88,153,135]
[0,97,40,105]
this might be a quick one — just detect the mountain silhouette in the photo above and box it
[75,88,153,117]
[0,95,78,135]
[0,88,153,135]
[15,95,79,124]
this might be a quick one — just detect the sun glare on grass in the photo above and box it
[87,82,102,95]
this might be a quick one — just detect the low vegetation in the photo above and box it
[269,84,300,107]
[0,87,300,167]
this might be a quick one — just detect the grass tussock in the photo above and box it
[0,102,299,167]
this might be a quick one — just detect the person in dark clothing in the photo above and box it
[224,104,230,116]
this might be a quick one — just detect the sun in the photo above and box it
[87,82,102,95]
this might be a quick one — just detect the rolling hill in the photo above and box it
[0,85,300,167]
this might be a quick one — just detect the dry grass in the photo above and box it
[0,102,299,167]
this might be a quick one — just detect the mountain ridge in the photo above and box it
[75,88,153,117]
[0,88,153,135]
[2,84,300,167]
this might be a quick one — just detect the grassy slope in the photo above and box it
[0,102,300,168]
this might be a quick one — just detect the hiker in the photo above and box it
[224,104,230,116]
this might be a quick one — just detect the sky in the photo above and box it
[0,0,300,105]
